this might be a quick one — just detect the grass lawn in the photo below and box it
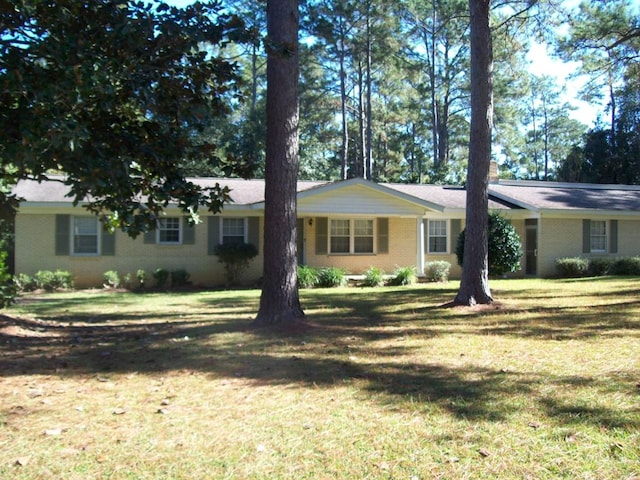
[1,277,639,479]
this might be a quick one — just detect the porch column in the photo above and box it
[417,217,425,276]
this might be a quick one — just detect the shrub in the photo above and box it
[14,273,37,292]
[297,265,319,289]
[389,265,417,286]
[122,273,134,290]
[425,261,451,282]
[555,257,589,277]
[610,256,640,275]
[103,270,121,288]
[362,266,385,287]
[53,270,74,289]
[136,269,147,288]
[588,257,613,276]
[171,269,191,287]
[153,268,169,289]
[456,212,523,276]
[34,270,58,291]
[0,251,16,308]
[316,267,347,288]
[213,242,258,286]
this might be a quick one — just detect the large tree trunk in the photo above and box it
[454,0,493,306]
[254,0,305,326]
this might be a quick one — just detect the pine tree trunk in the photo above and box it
[254,0,305,326]
[454,0,493,306]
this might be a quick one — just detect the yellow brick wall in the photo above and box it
[15,213,263,288]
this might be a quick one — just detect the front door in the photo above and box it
[525,219,538,276]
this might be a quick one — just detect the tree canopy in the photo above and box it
[1,0,249,235]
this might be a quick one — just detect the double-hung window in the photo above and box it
[590,220,607,252]
[73,217,99,255]
[158,218,181,244]
[222,218,246,245]
[428,220,448,254]
[330,219,374,254]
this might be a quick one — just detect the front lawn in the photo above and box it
[1,278,639,479]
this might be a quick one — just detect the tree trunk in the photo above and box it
[339,20,349,180]
[254,0,305,326]
[454,0,493,306]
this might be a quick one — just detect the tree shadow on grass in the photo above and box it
[2,286,639,428]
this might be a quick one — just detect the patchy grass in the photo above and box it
[1,278,639,479]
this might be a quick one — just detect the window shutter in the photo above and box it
[248,217,260,253]
[315,217,328,255]
[182,218,195,245]
[208,216,220,255]
[297,218,305,264]
[143,230,156,245]
[55,215,70,256]
[101,228,116,256]
[423,219,428,253]
[377,218,389,254]
[450,219,462,253]
[582,219,591,253]
[609,220,618,254]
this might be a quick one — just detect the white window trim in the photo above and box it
[157,217,182,245]
[427,219,449,254]
[590,219,608,253]
[71,216,101,256]
[329,218,375,255]
[220,217,248,245]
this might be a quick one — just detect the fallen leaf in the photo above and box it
[44,428,62,436]
[112,408,127,415]
[528,422,541,429]
[15,457,30,466]
[477,448,491,457]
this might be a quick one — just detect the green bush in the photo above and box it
[362,266,385,287]
[122,273,134,289]
[425,261,451,282]
[389,266,417,286]
[53,270,74,289]
[588,257,613,276]
[0,251,16,308]
[103,270,121,288]
[213,242,258,286]
[33,270,74,291]
[297,265,319,289]
[316,267,347,288]
[456,212,523,276]
[171,269,191,287]
[136,269,147,288]
[14,273,37,292]
[610,257,640,275]
[153,268,169,288]
[555,257,589,277]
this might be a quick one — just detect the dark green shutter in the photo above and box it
[609,220,618,254]
[377,218,389,254]
[143,230,156,244]
[55,215,70,256]
[208,216,220,255]
[450,219,462,253]
[182,218,195,245]
[297,218,305,264]
[101,228,116,256]
[315,217,328,255]
[423,219,428,253]
[582,219,591,253]
[248,217,260,253]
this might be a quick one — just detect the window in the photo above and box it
[73,217,99,255]
[330,219,374,254]
[158,218,181,244]
[428,220,448,254]
[222,218,246,245]
[590,220,607,252]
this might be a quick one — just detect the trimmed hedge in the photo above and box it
[556,256,640,278]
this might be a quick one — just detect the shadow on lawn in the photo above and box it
[1,286,639,427]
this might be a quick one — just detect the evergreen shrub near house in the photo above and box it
[136,269,147,289]
[34,269,74,291]
[610,256,640,275]
[0,251,16,308]
[555,257,589,277]
[14,273,37,292]
[103,270,121,288]
[425,261,451,282]
[587,257,614,276]
[213,243,258,286]
[389,266,418,286]
[153,268,170,289]
[297,265,319,289]
[316,267,348,288]
[362,266,385,287]
[456,212,523,277]
[170,269,191,287]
